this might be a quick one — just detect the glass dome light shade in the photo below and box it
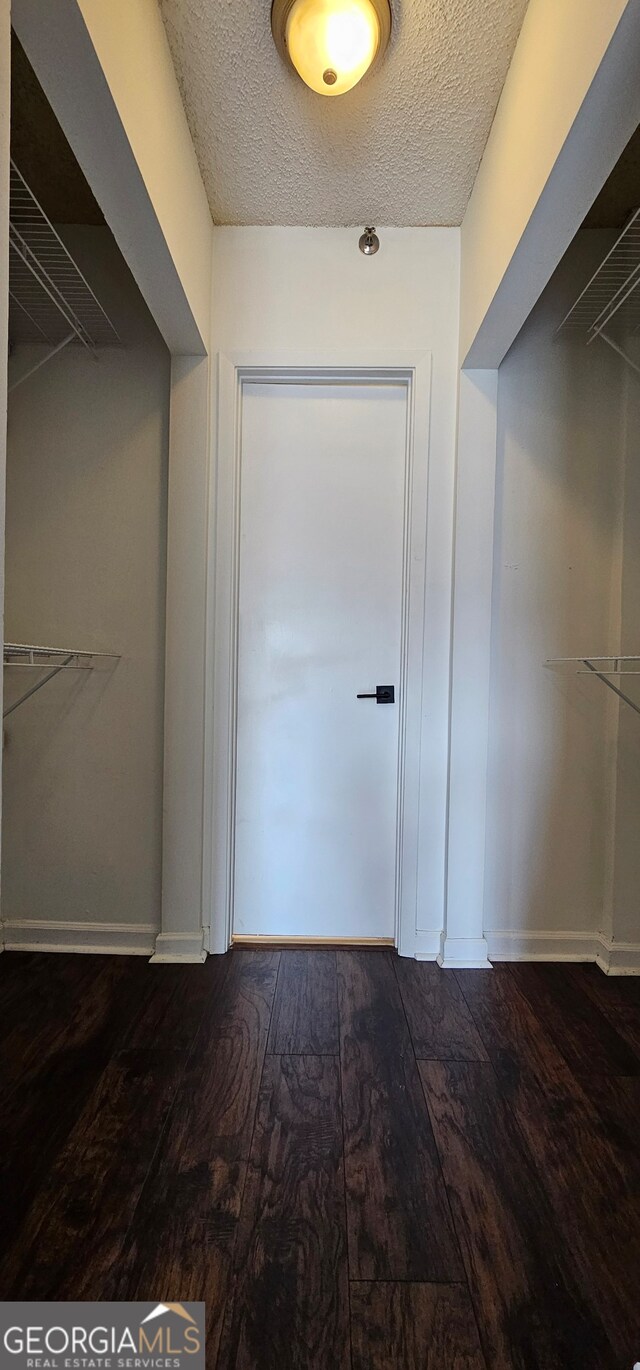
[275,0,390,97]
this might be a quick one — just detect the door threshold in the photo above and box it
[232,935,395,949]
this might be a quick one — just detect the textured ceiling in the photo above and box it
[159,0,529,226]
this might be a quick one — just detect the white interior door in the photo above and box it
[234,380,407,941]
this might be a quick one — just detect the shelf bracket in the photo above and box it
[581,658,640,717]
[3,653,76,719]
[596,330,640,380]
[8,333,75,394]
[3,644,120,720]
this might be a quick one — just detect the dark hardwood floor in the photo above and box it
[1,948,639,1368]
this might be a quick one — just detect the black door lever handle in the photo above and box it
[357,686,395,704]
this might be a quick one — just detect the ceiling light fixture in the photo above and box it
[271,0,392,97]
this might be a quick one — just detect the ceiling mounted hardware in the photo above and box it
[271,0,392,97]
[359,226,379,255]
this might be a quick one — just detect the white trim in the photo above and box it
[232,935,394,947]
[205,351,438,959]
[150,929,207,964]
[445,370,498,966]
[485,928,640,975]
[596,935,640,977]
[2,919,156,956]
[161,354,212,954]
[486,929,595,962]
[437,933,492,970]
[413,929,444,961]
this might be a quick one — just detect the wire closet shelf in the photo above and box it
[545,656,640,718]
[9,159,120,355]
[556,208,640,374]
[3,644,120,720]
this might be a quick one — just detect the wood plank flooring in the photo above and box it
[1,949,639,1368]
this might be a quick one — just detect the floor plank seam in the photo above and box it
[336,955,356,1369]
[264,944,284,1056]
[215,950,282,1370]
[348,1276,470,1285]
[391,952,468,1281]
[404,966,494,1368]
[110,959,239,1291]
[389,948,474,1309]
[108,1049,195,1290]
[413,1055,492,1064]
[183,956,235,1065]
[451,972,505,1089]
[264,1049,341,1057]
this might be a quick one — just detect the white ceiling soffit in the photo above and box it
[159,0,529,227]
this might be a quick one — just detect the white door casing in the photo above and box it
[205,353,437,957]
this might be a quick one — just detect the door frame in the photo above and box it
[204,350,435,956]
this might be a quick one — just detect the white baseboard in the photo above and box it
[150,929,207,963]
[3,919,636,975]
[486,928,640,975]
[437,933,492,970]
[1,919,157,956]
[595,934,640,976]
[485,929,596,962]
[412,929,443,961]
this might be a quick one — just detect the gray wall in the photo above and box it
[0,0,11,910]
[486,233,626,941]
[3,227,170,934]
[611,342,640,945]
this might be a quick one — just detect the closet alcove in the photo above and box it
[2,35,170,953]
[485,121,640,961]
